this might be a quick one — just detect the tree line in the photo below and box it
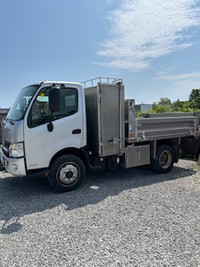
[148,88,200,113]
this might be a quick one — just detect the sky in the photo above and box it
[0,0,200,107]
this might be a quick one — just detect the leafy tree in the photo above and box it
[189,89,200,109]
[153,105,172,113]
[152,102,158,110]
[171,99,184,111]
[138,88,200,116]
[181,101,194,112]
[158,98,171,106]
[152,98,172,113]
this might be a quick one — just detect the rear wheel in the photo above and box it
[48,155,86,192]
[151,145,174,173]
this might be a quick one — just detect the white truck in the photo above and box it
[1,77,199,192]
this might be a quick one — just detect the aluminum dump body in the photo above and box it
[125,100,199,143]
[135,116,199,141]
[84,78,199,158]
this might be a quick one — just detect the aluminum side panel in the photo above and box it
[85,83,125,157]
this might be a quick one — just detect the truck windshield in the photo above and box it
[7,85,39,121]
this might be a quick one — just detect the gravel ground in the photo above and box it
[0,159,200,267]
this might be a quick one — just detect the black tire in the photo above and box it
[151,145,174,173]
[48,155,86,192]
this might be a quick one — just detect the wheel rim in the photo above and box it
[159,150,172,169]
[57,162,80,186]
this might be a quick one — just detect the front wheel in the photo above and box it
[48,155,86,192]
[151,145,174,173]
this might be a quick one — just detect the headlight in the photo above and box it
[9,143,24,158]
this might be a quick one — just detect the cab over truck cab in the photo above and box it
[1,78,199,192]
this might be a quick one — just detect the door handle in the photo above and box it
[72,129,81,134]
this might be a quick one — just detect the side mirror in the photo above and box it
[49,88,60,112]
[47,88,60,132]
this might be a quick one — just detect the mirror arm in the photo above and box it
[47,111,54,132]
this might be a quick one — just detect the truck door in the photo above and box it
[24,85,85,170]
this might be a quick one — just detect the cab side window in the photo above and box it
[55,88,78,118]
[28,87,78,128]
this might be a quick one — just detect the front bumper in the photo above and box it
[1,150,26,176]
